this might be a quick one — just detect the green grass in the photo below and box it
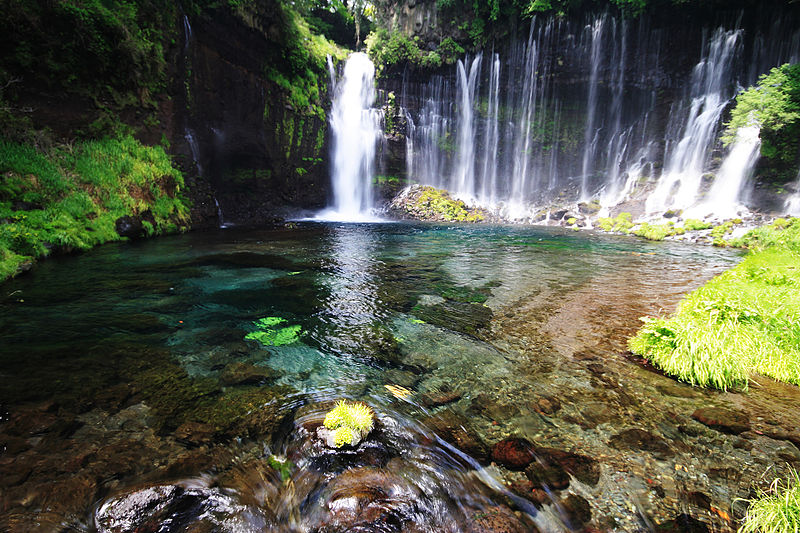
[0,135,189,281]
[597,212,634,233]
[629,218,800,390]
[632,221,684,241]
[739,469,800,533]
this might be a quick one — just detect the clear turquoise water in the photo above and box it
[3,222,765,532]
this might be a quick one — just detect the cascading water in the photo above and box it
[685,125,761,219]
[320,52,382,221]
[786,172,800,216]
[395,12,800,221]
[645,28,742,216]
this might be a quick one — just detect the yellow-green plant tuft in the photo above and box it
[322,400,375,448]
[739,469,800,533]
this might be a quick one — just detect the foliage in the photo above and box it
[739,469,800,533]
[366,30,465,75]
[0,135,189,281]
[245,316,302,346]
[597,212,634,233]
[265,6,349,118]
[628,218,800,390]
[725,63,800,176]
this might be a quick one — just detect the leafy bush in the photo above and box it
[725,63,800,177]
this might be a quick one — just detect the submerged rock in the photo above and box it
[491,437,536,470]
[608,428,674,458]
[219,362,282,386]
[691,407,750,435]
[464,505,533,533]
[559,493,592,528]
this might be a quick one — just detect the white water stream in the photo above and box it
[319,52,382,222]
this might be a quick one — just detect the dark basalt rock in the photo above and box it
[491,437,536,470]
[608,428,674,458]
[559,493,592,528]
[114,215,144,239]
[311,467,422,533]
[691,407,750,435]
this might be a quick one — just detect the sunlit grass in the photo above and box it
[739,469,800,533]
[629,218,800,390]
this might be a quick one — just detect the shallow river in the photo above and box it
[2,222,800,532]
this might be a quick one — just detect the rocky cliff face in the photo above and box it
[173,6,331,228]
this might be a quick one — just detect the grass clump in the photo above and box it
[323,399,375,448]
[629,217,800,390]
[739,469,800,533]
[0,135,189,281]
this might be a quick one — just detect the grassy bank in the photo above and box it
[740,469,800,533]
[0,135,189,281]
[628,218,800,390]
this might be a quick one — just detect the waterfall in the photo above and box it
[646,28,742,216]
[785,171,800,216]
[396,12,799,221]
[453,55,482,200]
[580,16,606,200]
[182,15,192,52]
[321,52,382,221]
[685,125,761,219]
[479,53,501,204]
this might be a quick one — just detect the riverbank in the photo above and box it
[0,135,190,281]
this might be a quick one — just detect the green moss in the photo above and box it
[597,212,634,233]
[245,315,302,346]
[0,135,189,282]
[632,222,681,241]
[628,219,800,390]
[406,186,485,222]
[683,218,713,231]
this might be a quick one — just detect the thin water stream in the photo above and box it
[1,224,799,532]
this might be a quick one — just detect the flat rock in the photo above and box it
[691,407,750,435]
[219,362,282,386]
[421,389,462,407]
[608,428,674,458]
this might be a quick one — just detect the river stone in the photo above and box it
[219,362,282,386]
[608,428,674,458]
[421,388,462,407]
[655,512,710,532]
[491,437,536,470]
[559,493,592,528]
[464,505,533,533]
[531,396,561,415]
[315,467,421,532]
[174,421,216,445]
[534,447,601,486]
[509,481,551,507]
[422,410,489,463]
[691,407,750,434]
[525,460,570,491]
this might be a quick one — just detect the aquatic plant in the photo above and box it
[322,399,375,448]
[245,316,301,346]
[739,469,800,533]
